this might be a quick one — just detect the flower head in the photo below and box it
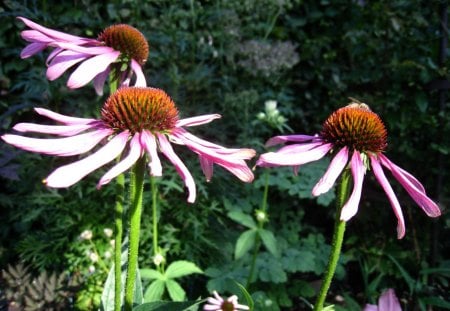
[80,229,93,240]
[364,288,402,311]
[257,102,441,238]
[204,291,249,311]
[2,87,255,203]
[18,17,148,94]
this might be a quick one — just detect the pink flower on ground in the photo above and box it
[256,102,441,238]
[204,291,249,311]
[18,17,148,94]
[1,87,255,203]
[364,288,402,311]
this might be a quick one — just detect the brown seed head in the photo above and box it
[101,87,179,134]
[98,24,149,65]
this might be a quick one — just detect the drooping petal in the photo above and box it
[1,128,113,156]
[93,67,110,96]
[140,130,162,176]
[21,30,53,43]
[370,154,406,239]
[20,42,47,58]
[157,134,196,203]
[379,154,441,217]
[44,131,129,187]
[34,107,97,125]
[265,134,320,147]
[50,42,115,55]
[13,122,98,136]
[130,59,147,87]
[46,50,89,80]
[363,304,378,311]
[199,156,214,181]
[176,114,222,128]
[340,151,366,221]
[17,17,94,44]
[312,146,349,196]
[67,51,120,89]
[257,143,332,167]
[378,289,402,311]
[97,133,143,188]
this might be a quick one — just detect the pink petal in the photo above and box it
[176,114,222,127]
[312,147,349,196]
[20,42,47,58]
[200,156,214,181]
[363,304,378,311]
[51,42,115,55]
[13,122,97,136]
[46,50,89,80]
[34,107,97,125]
[265,134,319,147]
[1,129,113,156]
[140,130,162,176]
[44,131,129,188]
[340,151,366,221]
[131,59,147,87]
[93,67,110,96]
[97,133,143,188]
[17,17,94,44]
[21,30,53,43]
[257,143,332,167]
[378,289,402,311]
[370,155,406,239]
[379,154,441,217]
[157,134,196,203]
[67,51,120,89]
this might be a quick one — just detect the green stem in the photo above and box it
[246,170,270,288]
[124,157,146,311]
[313,169,351,311]
[109,69,123,311]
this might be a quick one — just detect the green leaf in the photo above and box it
[235,229,257,259]
[144,280,166,302]
[387,254,415,294]
[258,228,279,257]
[234,281,254,311]
[133,300,205,311]
[141,269,164,280]
[165,260,203,279]
[166,279,186,301]
[228,210,257,229]
[419,297,450,309]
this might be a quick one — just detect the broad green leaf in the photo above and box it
[144,280,166,302]
[235,229,257,259]
[258,228,279,257]
[165,260,203,279]
[133,300,205,311]
[141,269,163,280]
[228,210,257,229]
[166,279,186,301]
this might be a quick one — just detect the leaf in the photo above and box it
[387,254,415,294]
[258,228,279,257]
[166,279,186,302]
[228,210,257,229]
[144,280,166,302]
[141,269,164,280]
[165,260,203,279]
[419,297,450,309]
[234,281,254,311]
[235,229,257,259]
[133,300,205,311]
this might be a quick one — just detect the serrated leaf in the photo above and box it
[165,261,203,279]
[258,228,279,257]
[235,229,257,259]
[144,280,166,302]
[166,279,186,301]
[228,210,257,229]
[133,300,205,311]
[141,269,164,280]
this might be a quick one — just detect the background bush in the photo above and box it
[1,0,449,310]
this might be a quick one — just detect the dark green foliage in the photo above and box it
[0,0,449,310]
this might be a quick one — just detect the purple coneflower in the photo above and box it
[18,17,148,94]
[257,103,441,238]
[1,87,255,203]
[203,291,249,311]
[364,288,402,311]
